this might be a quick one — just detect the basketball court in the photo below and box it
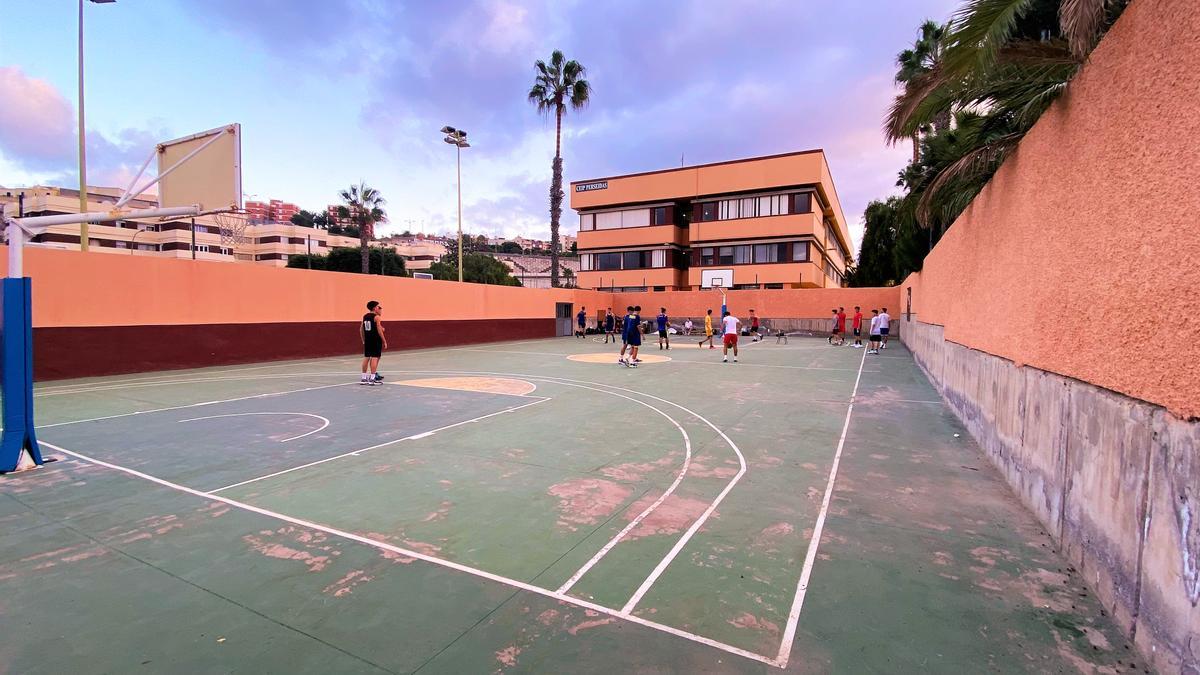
[2,336,1131,673]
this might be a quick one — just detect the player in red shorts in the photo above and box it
[721,311,741,363]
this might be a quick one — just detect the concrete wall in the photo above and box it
[899,0,1200,670]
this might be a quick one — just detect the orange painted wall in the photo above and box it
[613,287,900,320]
[689,213,821,243]
[900,0,1200,419]
[576,225,687,249]
[4,246,610,328]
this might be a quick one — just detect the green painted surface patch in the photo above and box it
[1,338,1136,673]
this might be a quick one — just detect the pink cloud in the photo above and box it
[0,67,75,167]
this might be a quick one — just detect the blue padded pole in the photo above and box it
[0,277,41,472]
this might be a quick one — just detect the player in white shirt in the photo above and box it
[721,311,741,363]
[867,309,882,354]
[879,307,892,349]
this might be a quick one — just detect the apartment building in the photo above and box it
[1,185,359,267]
[245,199,300,224]
[570,150,852,291]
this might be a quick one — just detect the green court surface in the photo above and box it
[1,337,1136,673]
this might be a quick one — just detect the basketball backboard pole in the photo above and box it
[0,122,240,472]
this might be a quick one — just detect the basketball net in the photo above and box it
[214,210,250,247]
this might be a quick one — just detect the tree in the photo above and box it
[290,209,317,229]
[288,247,406,276]
[847,199,902,287]
[428,252,522,286]
[884,0,1129,231]
[285,253,327,271]
[569,241,577,255]
[499,241,523,254]
[894,20,949,163]
[313,212,332,229]
[337,182,387,274]
[528,50,591,288]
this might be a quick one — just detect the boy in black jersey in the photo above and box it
[360,300,387,385]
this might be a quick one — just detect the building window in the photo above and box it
[754,243,788,263]
[580,253,593,271]
[700,202,717,222]
[792,193,812,214]
[716,245,751,265]
[700,247,715,266]
[195,244,210,253]
[652,206,669,225]
[793,241,809,262]
[579,213,595,231]
[597,252,621,270]
[651,249,666,268]
[623,250,651,269]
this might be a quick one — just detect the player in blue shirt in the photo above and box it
[576,307,587,338]
[656,307,670,350]
[618,305,635,364]
[620,305,643,367]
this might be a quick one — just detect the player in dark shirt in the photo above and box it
[656,307,670,350]
[604,308,616,344]
[359,300,387,385]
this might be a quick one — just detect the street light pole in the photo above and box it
[77,0,88,251]
[76,0,115,253]
[456,142,462,283]
[441,126,469,283]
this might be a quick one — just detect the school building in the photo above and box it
[570,150,852,291]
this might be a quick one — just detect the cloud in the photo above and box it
[0,67,75,170]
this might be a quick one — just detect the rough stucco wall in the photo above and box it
[901,0,1200,420]
[614,287,900,321]
[898,0,1200,669]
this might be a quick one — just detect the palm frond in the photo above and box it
[944,0,1036,71]
[1059,0,1108,58]
[916,132,1021,225]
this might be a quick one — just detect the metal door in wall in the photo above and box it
[555,303,574,336]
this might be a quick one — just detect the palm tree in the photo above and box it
[337,182,387,274]
[895,20,949,163]
[528,50,591,288]
[884,0,1128,229]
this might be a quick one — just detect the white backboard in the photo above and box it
[701,269,733,288]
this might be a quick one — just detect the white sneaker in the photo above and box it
[722,357,728,362]
[733,357,738,362]
[359,378,370,385]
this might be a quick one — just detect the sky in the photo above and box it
[0,0,959,253]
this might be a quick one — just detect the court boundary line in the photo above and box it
[38,441,778,668]
[32,355,873,667]
[774,343,869,667]
[205,397,551,494]
[177,412,331,443]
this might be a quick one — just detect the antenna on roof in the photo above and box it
[681,153,685,167]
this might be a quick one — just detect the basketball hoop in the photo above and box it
[214,210,250,247]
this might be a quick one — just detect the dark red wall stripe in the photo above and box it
[33,318,555,381]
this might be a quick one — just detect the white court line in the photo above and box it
[774,343,868,667]
[34,358,361,397]
[39,441,778,668]
[205,397,551,494]
[400,371,748,618]
[177,412,331,443]
[37,382,356,429]
[556,414,693,594]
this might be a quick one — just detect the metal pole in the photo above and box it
[306,235,311,269]
[190,217,196,259]
[78,0,89,252]
[456,143,463,283]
